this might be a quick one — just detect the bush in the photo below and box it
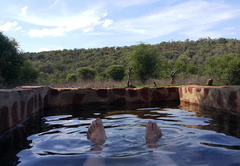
[76,67,97,81]
[106,65,125,81]
[66,74,77,82]
[0,32,39,85]
[203,54,240,85]
[130,43,159,83]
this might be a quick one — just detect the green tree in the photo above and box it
[76,67,97,81]
[66,74,77,82]
[21,59,39,83]
[227,55,240,84]
[0,32,39,85]
[106,65,125,81]
[203,54,240,84]
[130,43,159,83]
[0,32,24,84]
[174,61,187,73]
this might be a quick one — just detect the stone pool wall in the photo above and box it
[0,86,49,134]
[179,85,240,114]
[1,85,240,134]
[48,87,179,107]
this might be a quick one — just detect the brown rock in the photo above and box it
[207,79,213,86]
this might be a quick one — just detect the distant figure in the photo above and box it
[207,79,213,86]
[154,82,157,87]
[225,82,228,85]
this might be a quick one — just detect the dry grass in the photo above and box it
[49,76,220,88]
[0,76,224,89]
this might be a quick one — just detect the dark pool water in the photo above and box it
[1,104,240,166]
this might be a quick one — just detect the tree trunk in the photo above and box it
[170,77,174,84]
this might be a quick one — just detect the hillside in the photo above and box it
[23,38,240,84]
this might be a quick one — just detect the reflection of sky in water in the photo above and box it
[5,106,240,165]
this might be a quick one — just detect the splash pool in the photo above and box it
[1,104,240,166]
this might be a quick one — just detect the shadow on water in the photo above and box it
[1,101,240,165]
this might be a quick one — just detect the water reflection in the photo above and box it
[1,103,240,165]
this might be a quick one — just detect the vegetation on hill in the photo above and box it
[0,32,38,86]
[1,31,240,87]
[24,37,240,85]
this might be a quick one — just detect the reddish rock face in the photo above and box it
[27,97,33,116]
[203,88,209,100]
[96,89,108,98]
[152,90,166,101]
[217,91,224,108]
[20,101,25,119]
[72,94,84,105]
[38,94,42,110]
[11,102,18,125]
[188,87,193,94]
[0,106,9,132]
[167,87,178,99]
[140,88,149,102]
[193,100,199,105]
[184,99,190,104]
[228,91,237,112]
[128,89,137,97]
[34,95,37,110]
[50,89,59,97]
[179,87,183,98]
[196,88,201,92]
[113,88,126,96]
[44,95,48,106]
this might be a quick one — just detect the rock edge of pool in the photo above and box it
[1,85,240,135]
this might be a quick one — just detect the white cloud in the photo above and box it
[27,27,65,37]
[39,47,50,52]
[111,0,160,8]
[38,47,63,52]
[223,27,234,30]
[102,19,113,27]
[0,21,18,31]
[15,26,22,31]
[49,0,59,9]
[17,5,111,37]
[108,1,239,41]
[20,6,28,16]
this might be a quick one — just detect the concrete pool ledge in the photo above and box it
[0,86,49,134]
[49,86,179,107]
[179,85,240,114]
[1,85,240,135]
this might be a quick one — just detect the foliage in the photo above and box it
[130,43,159,83]
[203,54,240,84]
[0,32,38,85]
[66,74,77,82]
[76,67,97,81]
[20,37,240,85]
[20,59,39,83]
[106,65,125,81]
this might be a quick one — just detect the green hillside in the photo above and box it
[23,38,240,85]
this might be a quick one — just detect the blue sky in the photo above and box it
[0,0,240,52]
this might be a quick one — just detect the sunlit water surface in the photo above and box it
[1,104,240,166]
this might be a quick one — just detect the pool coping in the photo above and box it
[0,85,239,135]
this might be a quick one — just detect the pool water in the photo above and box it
[1,104,240,166]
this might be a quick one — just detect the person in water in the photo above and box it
[87,118,162,145]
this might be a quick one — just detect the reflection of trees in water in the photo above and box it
[103,103,240,139]
[179,103,240,138]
